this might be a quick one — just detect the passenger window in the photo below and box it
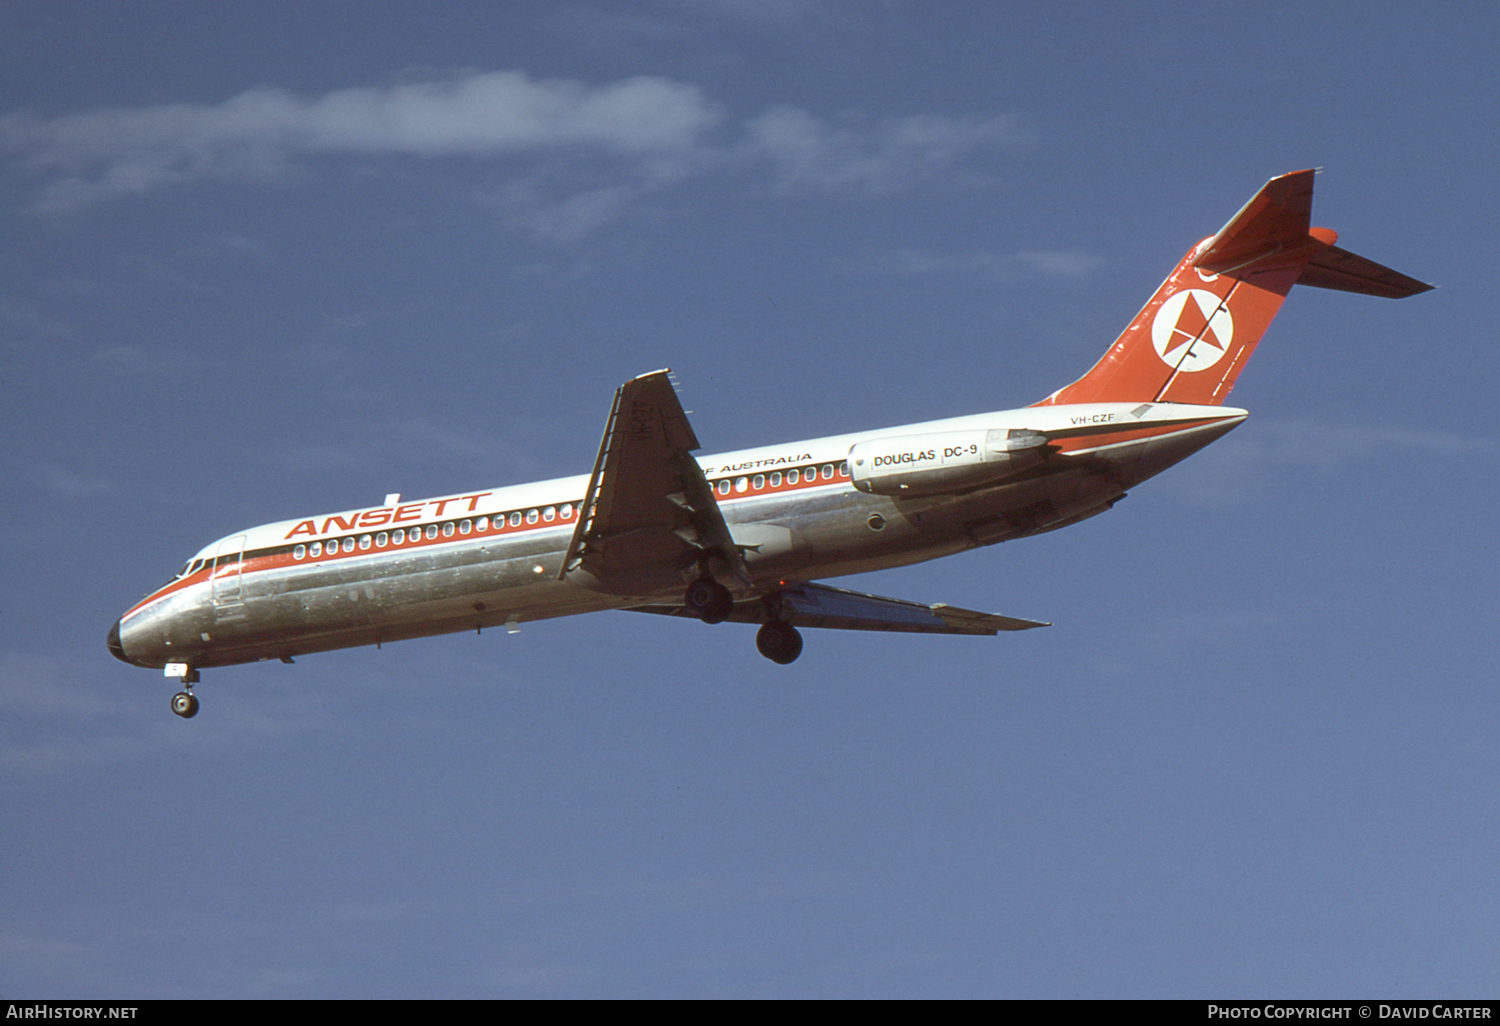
[310,541,322,557]
[770,471,782,488]
[359,534,371,550]
[442,522,455,537]
[717,480,730,496]
[342,537,355,552]
[821,465,833,480]
[787,469,799,485]
[510,512,522,527]
[752,475,765,490]
[392,529,404,545]
[426,524,438,540]
[293,544,306,560]
[543,506,555,522]
[838,462,849,477]
[526,509,538,524]
[561,503,573,520]
[476,516,489,532]
[376,532,388,547]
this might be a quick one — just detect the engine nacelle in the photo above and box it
[848,429,1048,497]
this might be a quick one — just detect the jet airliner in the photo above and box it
[108,170,1429,717]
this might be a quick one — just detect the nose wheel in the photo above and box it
[167,664,201,718]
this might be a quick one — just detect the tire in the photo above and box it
[170,692,200,718]
[684,578,733,624]
[756,622,803,665]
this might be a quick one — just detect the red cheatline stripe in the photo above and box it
[121,461,857,621]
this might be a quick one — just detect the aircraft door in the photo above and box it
[211,534,248,622]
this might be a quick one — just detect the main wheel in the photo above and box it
[684,578,734,624]
[170,691,200,718]
[756,621,804,665]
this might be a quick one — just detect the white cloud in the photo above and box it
[2,69,1029,238]
[742,106,1030,194]
[29,459,114,497]
[487,175,654,245]
[1,71,722,214]
[853,247,1101,282]
[1012,250,1104,279]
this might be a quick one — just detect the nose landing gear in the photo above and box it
[167,664,200,719]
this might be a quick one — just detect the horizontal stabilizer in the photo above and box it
[628,581,1048,634]
[1296,245,1434,298]
[1192,169,1316,275]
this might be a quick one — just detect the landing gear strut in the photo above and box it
[684,577,734,624]
[756,621,803,665]
[168,665,200,718]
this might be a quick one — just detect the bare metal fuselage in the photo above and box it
[109,401,1242,671]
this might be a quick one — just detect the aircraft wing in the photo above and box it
[629,581,1049,634]
[560,370,749,595]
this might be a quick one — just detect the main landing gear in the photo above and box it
[683,577,734,624]
[755,621,803,665]
[684,578,804,665]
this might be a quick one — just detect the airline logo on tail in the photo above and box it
[1152,289,1234,373]
[1033,169,1431,410]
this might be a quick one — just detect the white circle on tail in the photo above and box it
[1152,288,1234,372]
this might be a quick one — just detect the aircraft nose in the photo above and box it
[107,618,129,663]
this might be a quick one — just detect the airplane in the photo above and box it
[108,170,1430,718]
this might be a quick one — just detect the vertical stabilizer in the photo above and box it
[1034,170,1428,408]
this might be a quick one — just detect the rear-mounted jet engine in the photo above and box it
[848,429,1049,497]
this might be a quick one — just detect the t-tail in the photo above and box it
[1034,170,1431,408]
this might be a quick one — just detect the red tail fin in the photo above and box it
[1034,170,1430,407]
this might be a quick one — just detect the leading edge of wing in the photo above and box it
[628,581,1049,635]
[560,369,749,593]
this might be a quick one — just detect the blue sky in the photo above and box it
[3,0,1497,999]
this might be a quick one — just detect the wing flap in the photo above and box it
[628,581,1048,635]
